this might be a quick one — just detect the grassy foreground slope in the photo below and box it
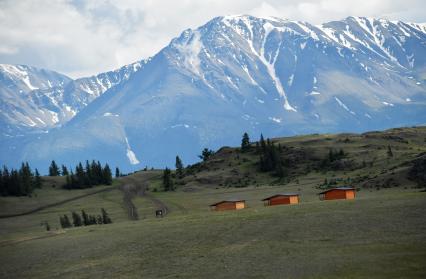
[0,127,426,278]
[1,189,426,278]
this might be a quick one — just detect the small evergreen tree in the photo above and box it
[101,208,112,224]
[49,160,60,176]
[63,214,71,228]
[175,156,184,178]
[198,148,214,162]
[34,168,42,188]
[72,211,82,227]
[82,210,90,226]
[45,221,50,231]
[387,145,393,157]
[162,168,174,191]
[61,165,69,176]
[115,167,120,178]
[241,132,251,152]
[102,164,112,185]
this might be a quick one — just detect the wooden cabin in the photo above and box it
[319,187,355,200]
[209,199,246,211]
[262,193,300,206]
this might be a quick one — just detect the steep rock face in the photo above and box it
[2,16,426,172]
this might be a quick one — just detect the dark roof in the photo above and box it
[318,187,355,194]
[261,193,299,201]
[209,199,245,206]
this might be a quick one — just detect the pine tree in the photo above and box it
[49,160,60,176]
[63,214,71,228]
[175,156,183,178]
[387,145,393,157]
[115,167,120,178]
[72,211,82,227]
[61,165,69,176]
[82,210,90,226]
[101,208,112,224]
[102,164,112,185]
[34,169,42,188]
[241,132,250,152]
[198,148,214,162]
[162,168,174,191]
[260,134,266,152]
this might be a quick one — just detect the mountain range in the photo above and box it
[1,15,425,172]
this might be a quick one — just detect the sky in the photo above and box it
[0,0,425,78]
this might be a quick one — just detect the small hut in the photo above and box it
[262,193,300,206]
[209,199,246,211]
[319,187,355,200]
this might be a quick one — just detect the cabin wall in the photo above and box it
[289,196,299,204]
[235,202,245,210]
[268,196,299,206]
[325,190,347,200]
[325,190,354,200]
[215,202,236,211]
[345,190,355,199]
[269,196,290,205]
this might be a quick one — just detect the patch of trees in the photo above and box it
[199,148,214,162]
[241,132,251,152]
[60,208,112,229]
[408,155,426,188]
[318,149,348,170]
[64,160,112,189]
[0,163,42,196]
[257,134,287,178]
[162,167,174,191]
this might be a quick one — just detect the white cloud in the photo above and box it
[0,0,424,78]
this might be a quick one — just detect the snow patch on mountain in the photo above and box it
[125,137,140,165]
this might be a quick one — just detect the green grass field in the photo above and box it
[1,127,426,278]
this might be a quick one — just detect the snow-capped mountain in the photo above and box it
[0,60,147,137]
[2,15,426,172]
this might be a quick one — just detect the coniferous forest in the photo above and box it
[0,160,114,196]
[0,163,41,196]
[64,160,113,189]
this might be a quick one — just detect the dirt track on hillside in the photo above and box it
[118,172,168,220]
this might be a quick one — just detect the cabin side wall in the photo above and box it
[215,202,237,211]
[269,196,290,206]
[324,190,347,200]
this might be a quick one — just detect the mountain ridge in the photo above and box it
[1,15,425,172]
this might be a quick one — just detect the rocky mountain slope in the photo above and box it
[1,16,425,172]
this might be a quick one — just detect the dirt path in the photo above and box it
[0,186,116,219]
[118,171,169,220]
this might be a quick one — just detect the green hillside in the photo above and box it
[1,127,426,278]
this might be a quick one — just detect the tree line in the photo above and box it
[63,160,112,189]
[59,208,112,229]
[0,163,42,196]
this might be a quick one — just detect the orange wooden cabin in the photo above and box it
[319,187,355,200]
[209,199,246,211]
[262,193,300,206]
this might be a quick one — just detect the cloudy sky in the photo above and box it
[0,0,424,78]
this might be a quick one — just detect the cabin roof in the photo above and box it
[318,187,355,194]
[209,199,245,206]
[261,193,299,201]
